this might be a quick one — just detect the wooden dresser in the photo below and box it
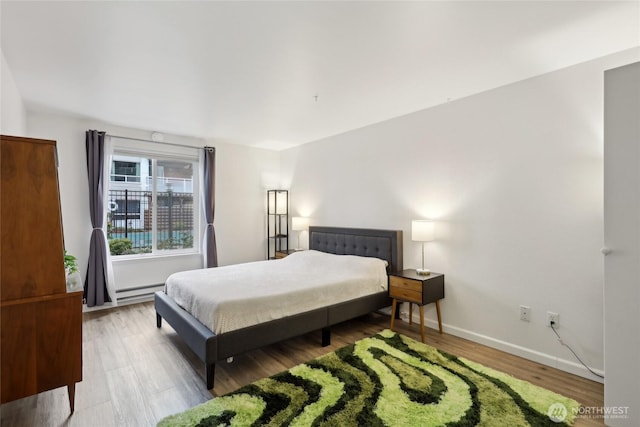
[0,135,82,413]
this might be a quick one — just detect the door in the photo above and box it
[603,61,640,426]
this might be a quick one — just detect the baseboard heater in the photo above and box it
[116,283,165,304]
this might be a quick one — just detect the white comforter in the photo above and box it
[165,250,388,334]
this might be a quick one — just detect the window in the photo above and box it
[107,140,199,257]
[111,160,141,182]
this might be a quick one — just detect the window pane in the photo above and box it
[156,160,194,250]
[108,156,153,255]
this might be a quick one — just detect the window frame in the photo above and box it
[108,137,201,258]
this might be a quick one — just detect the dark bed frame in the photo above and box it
[154,226,403,389]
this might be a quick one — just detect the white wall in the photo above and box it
[604,61,640,426]
[1,51,26,136]
[17,43,638,385]
[27,111,279,292]
[214,139,281,265]
[281,47,640,380]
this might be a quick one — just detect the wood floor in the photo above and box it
[0,301,604,426]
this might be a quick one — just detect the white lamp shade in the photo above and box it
[412,220,435,242]
[292,216,309,231]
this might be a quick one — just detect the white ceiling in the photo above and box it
[2,1,639,150]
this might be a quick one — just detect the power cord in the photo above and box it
[550,321,604,379]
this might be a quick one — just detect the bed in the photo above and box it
[154,226,403,389]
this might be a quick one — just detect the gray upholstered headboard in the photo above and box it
[309,226,403,273]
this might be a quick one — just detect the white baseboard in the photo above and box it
[401,311,604,383]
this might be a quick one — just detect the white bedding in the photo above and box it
[165,250,388,334]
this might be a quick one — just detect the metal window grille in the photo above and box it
[107,189,194,255]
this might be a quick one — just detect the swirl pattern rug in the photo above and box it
[159,330,580,426]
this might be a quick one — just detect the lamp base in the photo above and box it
[416,268,431,276]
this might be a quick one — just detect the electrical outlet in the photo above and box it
[547,311,559,328]
[520,305,531,322]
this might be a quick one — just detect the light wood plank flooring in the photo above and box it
[0,301,604,426]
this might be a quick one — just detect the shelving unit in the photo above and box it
[267,190,289,259]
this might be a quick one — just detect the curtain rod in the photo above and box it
[107,133,213,151]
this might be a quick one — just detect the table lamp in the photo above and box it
[291,217,309,249]
[412,220,435,275]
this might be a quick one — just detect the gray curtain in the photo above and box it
[203,147,218,268]
[84,130,111,306]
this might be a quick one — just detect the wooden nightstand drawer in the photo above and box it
[389,285,422,303]
[389,276,422,293]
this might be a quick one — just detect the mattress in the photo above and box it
[165,250,388,334]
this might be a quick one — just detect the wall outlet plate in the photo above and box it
[520,305,531,322]
[547,311,559,327]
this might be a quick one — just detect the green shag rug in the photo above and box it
[159,330,580,426]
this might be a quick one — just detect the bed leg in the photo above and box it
[206,363,216,389]
[322,327,331,347]
[156,313,162,328]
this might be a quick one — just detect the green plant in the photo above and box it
[182,234,193,248]
[109,238,133,255]
[134,246,152,254]
[64,250,78,274]
[158,238,178,250]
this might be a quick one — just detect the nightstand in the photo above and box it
[389,270,445,343]
[274,249,303,259]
